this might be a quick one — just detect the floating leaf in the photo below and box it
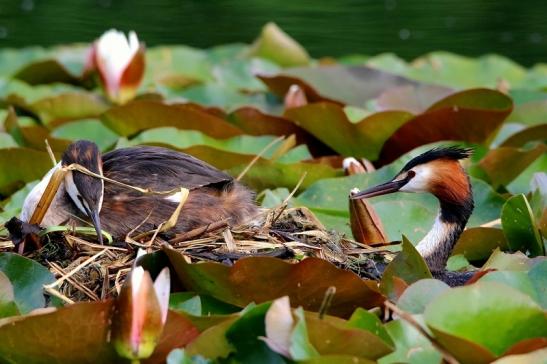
[0,302,199,364]
[225,302,285,363]
[0,271,19,318]
[482,249,535,271]
[0,148,52,195]
[501,194,544,256]
[347,308,393,346]
[261,65,420,106]
[164,247,384,318]
[0,253,55,313]
[397,279,450,314]
[13,59,82,85]
[379,89,513,164]
[305,313,393,360]
[285,102,413,159]
[528,261,547,309]
[452,227,508,261]
[478,271,541,307]
[51,119,119,151]
[249,22,309,67]
[425,282,547,359]
[380,237,432,300]
[379,319,442,364]
[102,100,243,138]
[478,145,546,188]
[375,84,454,114]
[500,124,547,147]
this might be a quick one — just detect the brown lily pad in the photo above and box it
[163,247,384,318]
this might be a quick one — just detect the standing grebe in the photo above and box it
[351,147,474,275]
[21,140,258,243]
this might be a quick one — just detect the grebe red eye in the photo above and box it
[407,170,416,179]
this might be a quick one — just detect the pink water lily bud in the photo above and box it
[91,29,145,104]
[110,266,170,360]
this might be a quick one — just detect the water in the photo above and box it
[0,0,546,66]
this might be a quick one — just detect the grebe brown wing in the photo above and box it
[102,146,233,191]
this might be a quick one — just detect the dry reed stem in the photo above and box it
[44,249,107,289]
[236,135,285,181]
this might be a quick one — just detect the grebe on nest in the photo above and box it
[21,140,258,243]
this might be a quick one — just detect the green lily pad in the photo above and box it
[482,249,536,271]
[225,302,285,363]
[452,228,508,261]
[0,253,55,313]
[347,308,393,346]
[31,91,109,127]
[424,282,547,358]
[0,271,20,318]
[378,319,442,364]
[285,102,413,159]
[397,279,450,314]
[0,148,53,195]
[478,271,541,307]
[248,22,309,67]
[51,119,119,151]
[380,237,432,299]
[501,194,544,256]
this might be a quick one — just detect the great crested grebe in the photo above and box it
[20,140,258,243]
[351,146,474,275]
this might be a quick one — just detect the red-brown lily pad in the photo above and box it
[378,88,513,164]
[285,102,413,159]
[478,144,546,188]
[260,65,422,106]
[0,302,199,364]
[163,247,384,318]
[102,100,243,138]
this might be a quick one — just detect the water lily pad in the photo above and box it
[379,89,513,164]
[102,100,243,138]
[163,246,384,318]
[0,253,55,313]
[249,22,309,67]
[452,227,508,261]
[478,145,546,188]
[378,319,442,364]
[380,237,432,299]
[0,302,199,364]
[261,65,420,107]
[424,282,547,358]
[501,194,543,256]
[397,279,450,314]
[0,148,53,195]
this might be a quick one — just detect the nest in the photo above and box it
[1,205,393,304]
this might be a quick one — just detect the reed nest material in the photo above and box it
[1,206,394,303]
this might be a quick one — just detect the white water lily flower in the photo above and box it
[111,265,170,360]
[91,29,145,104]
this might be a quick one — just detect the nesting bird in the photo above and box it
[351,146,474,274]
[21,140,258,243]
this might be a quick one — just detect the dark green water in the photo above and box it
[1,0,547,65]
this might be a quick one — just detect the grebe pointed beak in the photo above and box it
[350,179,407,200]
[87,208,103,244]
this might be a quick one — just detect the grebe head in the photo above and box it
[351,146,474,272]
[62,140,104,243]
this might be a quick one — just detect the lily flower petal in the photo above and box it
[93,29,145,104]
